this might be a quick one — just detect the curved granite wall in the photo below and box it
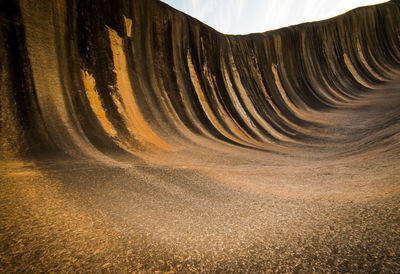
[2,0,400,272]
[1,0,399,160]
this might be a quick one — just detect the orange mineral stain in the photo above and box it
[81,69,117,137]
[107,26,171,151]
[124,16,133,38]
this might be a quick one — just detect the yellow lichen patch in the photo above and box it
[343,53,373,89]
[107,26,171,151]
[124,16,133,38]
[81,69,117,137]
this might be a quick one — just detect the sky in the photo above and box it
[160,0,389,34]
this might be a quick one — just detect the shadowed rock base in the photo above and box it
[1,0,400,272]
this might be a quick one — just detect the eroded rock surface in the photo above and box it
[1,0,400,272]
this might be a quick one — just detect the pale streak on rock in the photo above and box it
[81,69,117,137]
[107,26,172,151]
[343,52,374,89]
[124,16,133,38]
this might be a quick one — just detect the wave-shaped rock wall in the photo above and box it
[1,0,399,160]
[2,0,400,272]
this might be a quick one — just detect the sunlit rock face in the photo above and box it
[1,0,400,272]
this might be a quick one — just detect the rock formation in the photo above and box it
[1,0,399,272]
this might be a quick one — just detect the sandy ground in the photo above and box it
[1,78,400,272]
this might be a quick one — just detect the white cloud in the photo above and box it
[164,0,389,34]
